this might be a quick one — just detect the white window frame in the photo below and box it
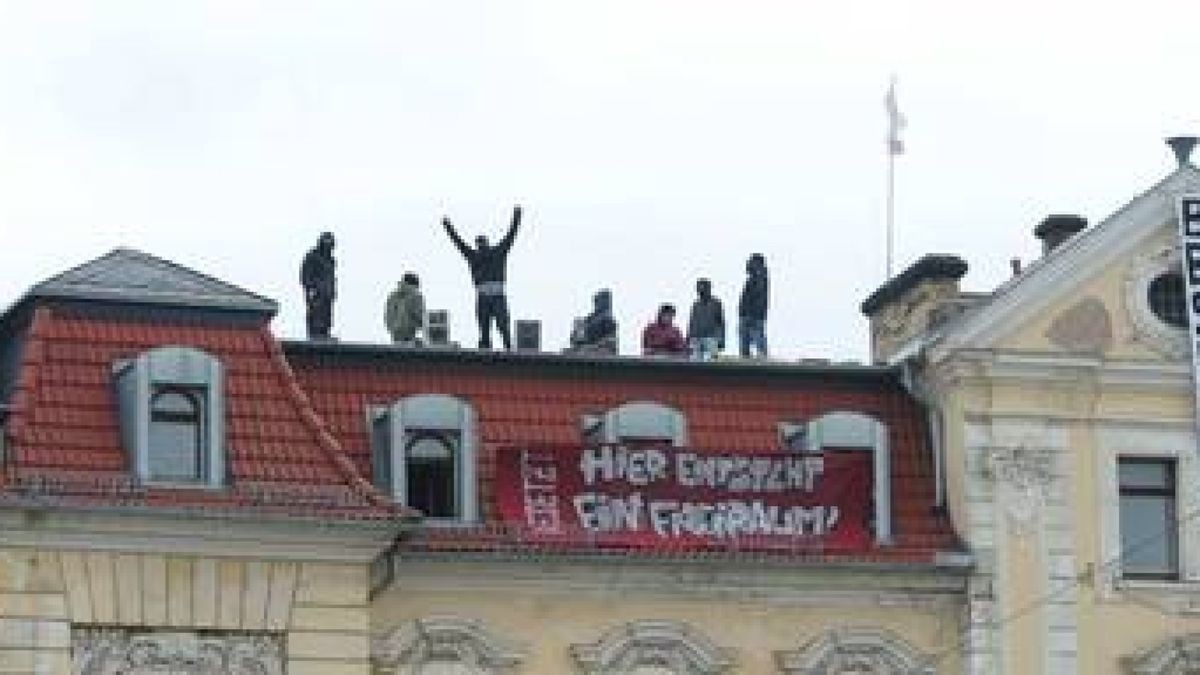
[376,394,478,523]
[1098,423,1200,586]
[805,411,892,545]
[601,401,687,446]
[113,346,225,488]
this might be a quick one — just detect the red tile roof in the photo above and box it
[2,305,407,523]
[287,343,962,563]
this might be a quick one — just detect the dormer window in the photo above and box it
[804,411,892,544]
[371,394,478,522]
[113,346,225,487]
[582,401,687,447]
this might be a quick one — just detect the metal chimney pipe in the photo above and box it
[1167,136,1198,167]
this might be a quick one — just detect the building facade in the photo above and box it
[865,153,1200,674]
[0,249,966,673]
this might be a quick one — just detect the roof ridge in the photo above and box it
[257,327,397,511]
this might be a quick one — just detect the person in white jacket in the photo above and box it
[385,272,425,344]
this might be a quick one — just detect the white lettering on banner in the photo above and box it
[579,446,669,486]
[675,452,824,492]
[520,449,562,534]
[515,445,863,541]
[1180,195,1200,457]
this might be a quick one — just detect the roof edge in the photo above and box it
[282,339,900,382]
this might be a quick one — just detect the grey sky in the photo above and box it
[2,1,1198,359]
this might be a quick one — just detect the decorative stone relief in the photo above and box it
[983,442,1056,535]
[373,616,526,674]
[570,620,735,675]
[1045,296,1113,354]
[774,627,936,674]
[1123,633,1200,674]
[72,628,284,675]
[1125,241,1188,359]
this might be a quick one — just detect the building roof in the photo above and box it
[0,293,403,524]
[928,163,1200,356]
[288,342,961,564]
[25,247,277,315]
[0,248,961,562]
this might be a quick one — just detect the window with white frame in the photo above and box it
[803,411,892,545]
[113,346,225,487]
[372,394,478,522]
[581,401,687,447]
[1098,425,1200,585]
[1119,458,1179,580]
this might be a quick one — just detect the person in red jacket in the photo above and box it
[642,304,687,357]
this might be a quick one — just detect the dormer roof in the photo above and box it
[26,247,277,315]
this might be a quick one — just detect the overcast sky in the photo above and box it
[2,1,1198,360]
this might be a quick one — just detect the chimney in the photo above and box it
[1168,136,1198,167]
[861,254,968,364]
[1034,214,1087,255]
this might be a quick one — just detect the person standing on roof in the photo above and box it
[300,232,336,340]
[443,205,522,350]
[687,278,725,361]
[642,303,687,357]
[385,272,426,344]
[571,288,618,354]
[738,253,769,358]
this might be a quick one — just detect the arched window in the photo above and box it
[580,401,687,447]
[113,346,225,487]
[148,388,204,482]
[371,394,478,522]
[803,411,893,544]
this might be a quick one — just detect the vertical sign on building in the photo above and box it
[1180,195,1200,441]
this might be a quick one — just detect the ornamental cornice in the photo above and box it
[373,616,527,674]
[774,626,936,674]
[570,620,735,675]
[73,629,284,675]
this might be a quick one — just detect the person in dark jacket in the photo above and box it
[686,278,725,361]
[443,205,522,350]
[642,304,687,357]
[738,253,769,358]
[571,289,618,354]
[299,232,336,340]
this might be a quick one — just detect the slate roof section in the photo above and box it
[1,303,406,523]
[287,343,962,563]
[27,248,277,314]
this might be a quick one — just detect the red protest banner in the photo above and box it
[494,445,874,551]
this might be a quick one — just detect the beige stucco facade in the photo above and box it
[911,164,1200,673]
[371,558,966,674]
[0,547,373,674]
[0,498,970,674]
[0,509,392,674]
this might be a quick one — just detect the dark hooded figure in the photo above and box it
[738,253,769,357]
[299,232,336,339]
[571,289,618,353]
[687,278,725,361]
[443,205,522,350]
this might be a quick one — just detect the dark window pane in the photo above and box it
[149,389,203,482]
[1120,494,1176,576]
[1119,461,1172,489]
[1148,272,1187,329]
[406,433,457,518]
